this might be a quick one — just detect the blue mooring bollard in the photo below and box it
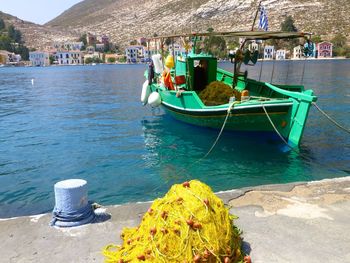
[51,179,95,227]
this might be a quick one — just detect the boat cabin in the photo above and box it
[175,54,217,92]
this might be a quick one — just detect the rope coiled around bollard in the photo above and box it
[50,201,95,227]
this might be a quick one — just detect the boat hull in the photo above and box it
[161,101,291,133]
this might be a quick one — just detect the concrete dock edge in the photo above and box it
[1,177,350,263]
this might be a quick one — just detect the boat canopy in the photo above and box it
[147,31,312,41]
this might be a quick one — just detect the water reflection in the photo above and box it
[140,111,316,193]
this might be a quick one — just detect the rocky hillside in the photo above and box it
[46,0,350,46]
[0,11,78,49]
[2,0,350,50]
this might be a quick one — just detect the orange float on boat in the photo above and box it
[162,70,175,90]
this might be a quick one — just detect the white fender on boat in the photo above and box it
[141,80,150,105]
[148,92,161,107]
[152,54,163,74]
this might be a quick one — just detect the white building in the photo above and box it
[276,49,286,60]
[264,46,274,60]
[248,41,260,52]
[29,51,49,66]
[125,45,145,63]
[169,43,186,57]
[56,51,83,65]
[293,45,303,59]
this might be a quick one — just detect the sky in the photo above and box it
[0,0,83,25]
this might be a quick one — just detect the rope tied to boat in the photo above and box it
[261,102,299,153]
[152,101,238,186]
[312,102,350,134]
[202,101,238,159]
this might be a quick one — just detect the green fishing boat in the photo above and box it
[141,31,317,148]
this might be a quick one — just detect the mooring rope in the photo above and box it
[202,102,237,159]
[261,101,350,176]
[164,101,237,183]
[312,102,350,134]
[261,102,299,153]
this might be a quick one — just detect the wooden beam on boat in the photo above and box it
[146,31,312,41]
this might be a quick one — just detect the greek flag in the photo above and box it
[258,6,269,31]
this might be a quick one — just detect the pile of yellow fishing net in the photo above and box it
[103,180,244,263]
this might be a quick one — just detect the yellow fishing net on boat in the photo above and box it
[102,180,244,263]
[199,81,234,106]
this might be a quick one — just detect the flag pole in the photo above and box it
[251,1,262,31]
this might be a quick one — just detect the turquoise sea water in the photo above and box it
[0,60,349,218]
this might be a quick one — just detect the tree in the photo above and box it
[312,35,322,43]
[207,27,214,33]
[14,44,29,60]
[0,18,5,30]
[332,33,349,57]
[78,33,87,46]
[7,25,22,43]
[226,37,240,50]
[107,57,116,63]
[281,16,298,32]
[0,35,12,50]
[85,56,103,64]
[332,33,347,49]
[49,55,55,65]
[280,16,299,51]
[116,56,126,63]
[203,35,226,58]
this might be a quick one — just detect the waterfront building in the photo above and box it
[147,41,161,52]
[264,46,274,60]
[125,45,145,63]
[276,49,286,60]
[56,51,83,65]
[248,41,260,52]
[0,51,7,64]
[0,50,21,64]
[95,43,105,52]
[317,41,333,58]
[169,43,187,57]
[293,45,303,59]
[144,41,161,59]
[29,51,49,66]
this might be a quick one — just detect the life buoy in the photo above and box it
[141,80,150,105]
[162,70,174,90]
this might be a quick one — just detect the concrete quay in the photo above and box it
[1,177,350,263]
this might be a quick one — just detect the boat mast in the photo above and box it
[251,1,262,31]
[233,1,262,87]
